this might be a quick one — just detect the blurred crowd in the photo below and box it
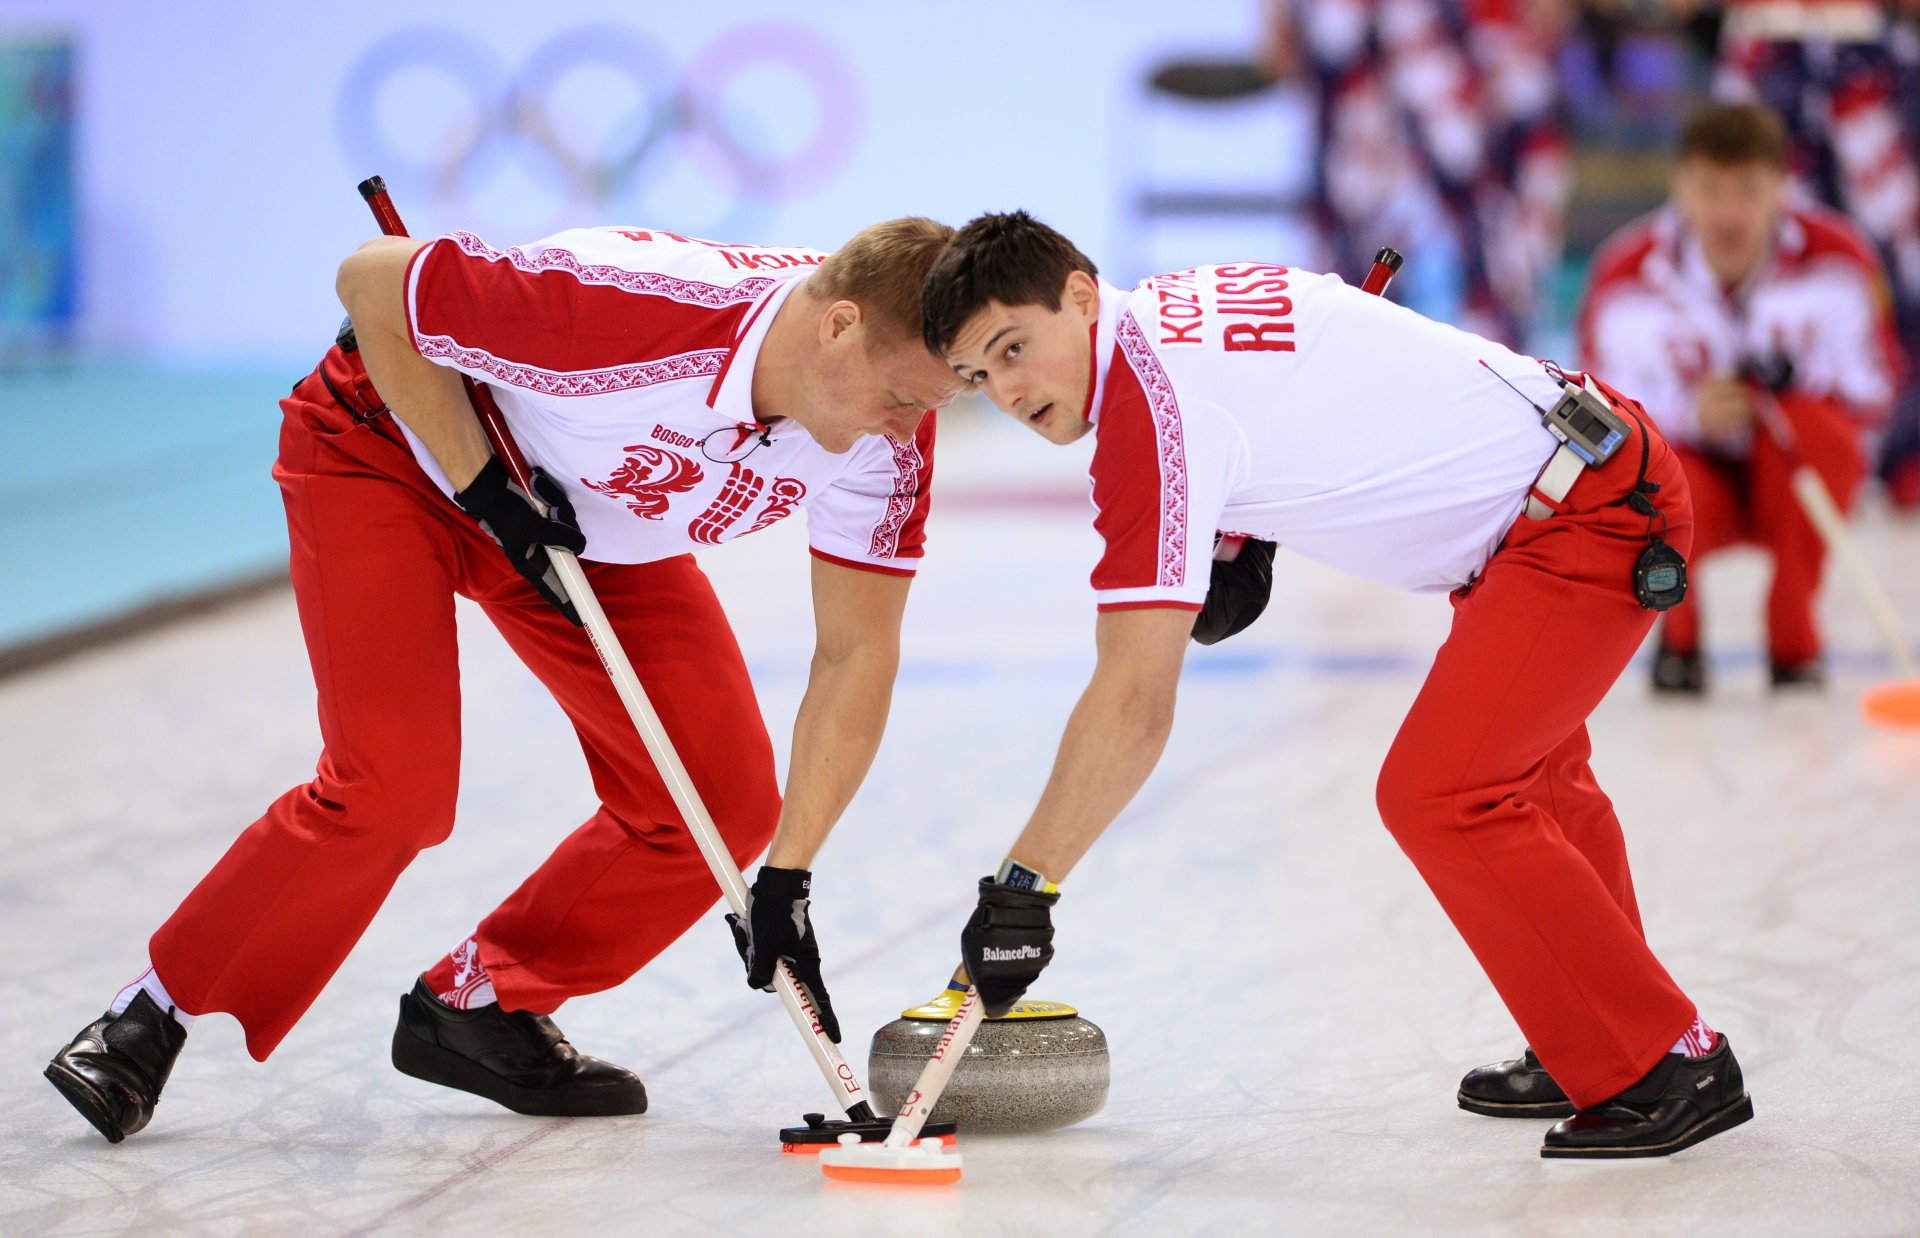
[1247,0,1919,689]
[1260,0,1919,497]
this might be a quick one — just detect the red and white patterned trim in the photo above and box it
[1113,311,1190,587]
[445,231,776,308]
[415,335,727,397]
[866,434,925,559]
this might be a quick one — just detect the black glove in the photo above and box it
[726,866,841,1043]
[453,455,587,626]
[1192,537,1276,645]
[960,876,1059,1018]
[1738,354,1795,394]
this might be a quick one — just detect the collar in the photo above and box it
[705,275,804,428]
[1083,278,1127,426]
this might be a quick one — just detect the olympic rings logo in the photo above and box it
[336,21,862,233]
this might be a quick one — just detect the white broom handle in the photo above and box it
[547,549,875,1115]
[1789,467,1920,678]
[884,987,987,1148]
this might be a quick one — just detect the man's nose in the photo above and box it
[883,407,927,440]
[985,373,1021,411]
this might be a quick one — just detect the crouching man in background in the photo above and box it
[1582,102,1902,693]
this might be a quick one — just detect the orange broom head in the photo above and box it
[818,1136,963,1186]
[1862,679,1920,730]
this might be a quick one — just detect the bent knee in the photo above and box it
[1375,756,1454,843]
[305,760,460,849]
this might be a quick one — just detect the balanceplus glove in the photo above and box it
[1192,537,1276,646]
[726,866,841,1043]
[960,876,1059,1018]
[453,456,587,626]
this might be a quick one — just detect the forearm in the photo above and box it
[336,237,493,490]
[765,649,899,868]
[1007,670,1177,881]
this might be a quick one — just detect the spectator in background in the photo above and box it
[1264,0,1575,348]
[1581,102,1901,693]
[1712,0,1920,504]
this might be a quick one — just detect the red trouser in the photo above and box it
[149,349,780,1060]
[1376,409,1698,1109]
[1661,396,1867,666]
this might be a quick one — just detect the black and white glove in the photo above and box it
[726,866,841,1043]
[1192,537,1276,646]
[453,455,587,626]
[960,876,1059,1018]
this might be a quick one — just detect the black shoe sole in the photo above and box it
[44,1062,129,1144]
[1457,1090,1575,1119]
[1540,1093,1754,1160]
[390,1021,647,1118]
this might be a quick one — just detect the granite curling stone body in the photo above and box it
[868,987,1109,1132]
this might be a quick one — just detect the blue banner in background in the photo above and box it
[0,33,75,359]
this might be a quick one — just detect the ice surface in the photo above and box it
[4,412,1919,1236]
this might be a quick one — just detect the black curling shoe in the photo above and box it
[1769,660,1826,691]
[1541,1034,1752,1159]
[1650,645,1706,696]
[44,990,189,1144]
[1457,1047,1574,1118]
[391,978,647,1117]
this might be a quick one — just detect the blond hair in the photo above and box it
[810,216,956,350]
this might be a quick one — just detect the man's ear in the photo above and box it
[820,299,863,346]
[1064,270,1099,323]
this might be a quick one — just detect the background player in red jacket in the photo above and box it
[44,218,961,1143]
[1581,102,1902,692]
[1711,0,1920,505]
[919,212,1750,1161]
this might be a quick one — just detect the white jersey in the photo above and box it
[1083,266,1564,609]
[1579,202,1899,456]
[401,227,933,574]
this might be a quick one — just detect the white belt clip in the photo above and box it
[1524,444,1587,521]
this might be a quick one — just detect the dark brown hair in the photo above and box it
[921,211,1098,353]
[811,216,957,349]
[1678,102,1789,169]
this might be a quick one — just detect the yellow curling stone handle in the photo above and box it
[902,980,1077,1022]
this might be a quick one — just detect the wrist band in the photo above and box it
[995,856,1058,894]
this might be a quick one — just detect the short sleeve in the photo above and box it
[806,412,936,577]
[403,230,744,394]
[1087,343,1233,611]
[1583,283,1707,444]
[1792,257,1901,414]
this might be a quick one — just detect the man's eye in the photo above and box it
[1005,342,1022,360]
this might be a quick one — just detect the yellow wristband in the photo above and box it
[994,856,1058,894]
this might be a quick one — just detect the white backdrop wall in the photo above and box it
[2,0,1276,362]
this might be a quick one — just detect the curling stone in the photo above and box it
[868,984,1108,1132]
